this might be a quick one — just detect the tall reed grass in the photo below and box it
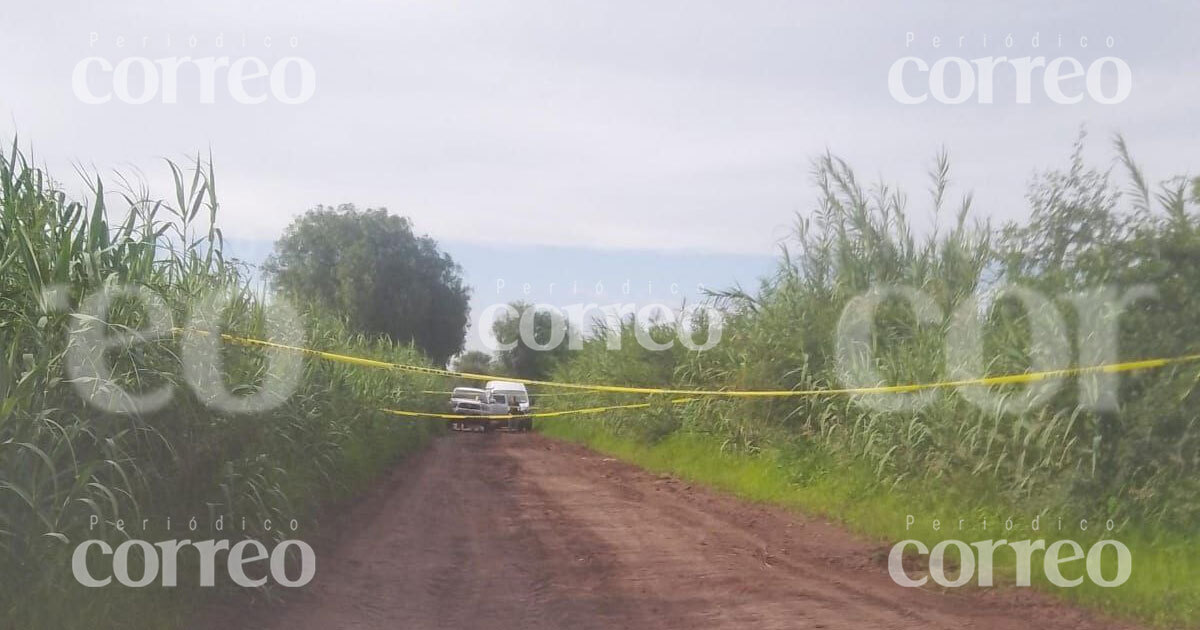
[547,133,1200,626]
[0,140,440,627]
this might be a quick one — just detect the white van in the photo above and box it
[484,381,530,413]
[445,381,532,432]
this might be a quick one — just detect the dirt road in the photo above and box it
[226,433,1134,630]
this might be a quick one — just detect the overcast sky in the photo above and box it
[1,0,1196,351]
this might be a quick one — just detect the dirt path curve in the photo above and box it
[225,433,1137,630]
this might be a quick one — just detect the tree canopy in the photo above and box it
[454,350,496,376]
[265,204,470,365]
[491,301,570,379]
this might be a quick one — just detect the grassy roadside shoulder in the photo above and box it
[539,418,1197,628]
[48,410,438,630]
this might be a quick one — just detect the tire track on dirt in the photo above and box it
[206,432,1140,630]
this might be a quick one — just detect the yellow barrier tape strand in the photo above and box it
[382,398,698,420]
[416,390,596,397]
[193,330,1200,398]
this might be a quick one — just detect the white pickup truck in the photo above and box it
[447,381,532,432]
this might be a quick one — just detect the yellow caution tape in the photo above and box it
[189,330,1200,398]
[383,398,697,420]
[416,390,594,397]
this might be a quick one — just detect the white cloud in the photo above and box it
[0,0,1195,255]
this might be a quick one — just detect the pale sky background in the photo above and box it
[1,0,1196,353]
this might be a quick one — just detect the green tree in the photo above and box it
[455,350,495,375]
[265,204,470,365]
[491,301,570,379]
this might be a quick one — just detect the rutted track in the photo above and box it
[222,433,1136,630]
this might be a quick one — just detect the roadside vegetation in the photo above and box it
[482,301,572,379]
[0,141,445,627]
[542,133,1200,627]
[265,204,471,367]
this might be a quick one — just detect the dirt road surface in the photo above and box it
[218,433,1136,630]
